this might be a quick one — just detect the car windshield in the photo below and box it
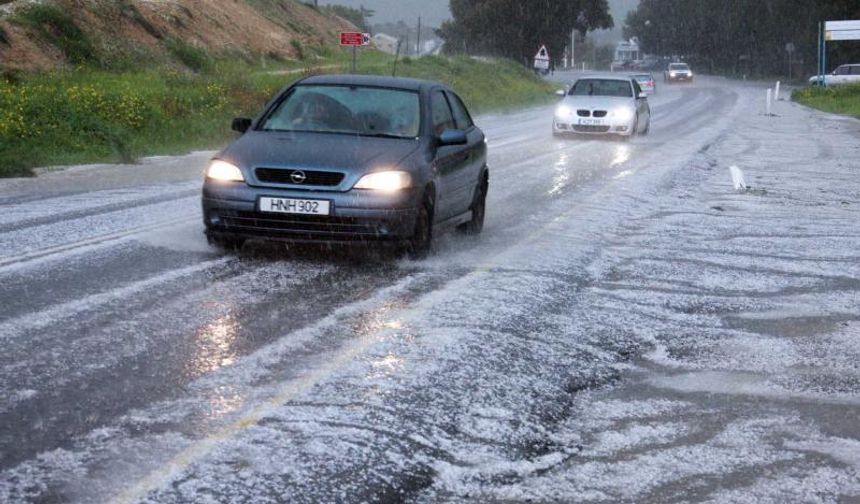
[569,79,633,97]
[261,85,421,138]
[669,64,690,71]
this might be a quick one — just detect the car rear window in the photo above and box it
[261,85,421,138]
[569,79,633,98]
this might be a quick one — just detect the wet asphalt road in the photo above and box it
[0,74,784,502]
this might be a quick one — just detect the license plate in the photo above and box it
[259,197,331,215]
[580,118,603,126]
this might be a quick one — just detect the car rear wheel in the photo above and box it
[458,174,487,235]
[407,192,434,259]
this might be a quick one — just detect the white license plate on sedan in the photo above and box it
[259,197,331,216]
[580,118,604,126]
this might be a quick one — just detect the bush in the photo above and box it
[290,39,305,60]
[10,5,97,65]
[164,39,211,72]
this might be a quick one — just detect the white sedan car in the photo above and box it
[808,64,860,86]
[553,75,651,139]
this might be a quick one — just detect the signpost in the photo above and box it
[533,45,550,75]
[340,32,371,73]
[818,20,860,86]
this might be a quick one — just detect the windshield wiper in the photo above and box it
[357,132,414,140]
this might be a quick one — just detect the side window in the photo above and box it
[835,66,848,75]
[446,91,474,130]
[852,66,860,75]
[431,90,456,136]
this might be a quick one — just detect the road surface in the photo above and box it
[2,74,859,503]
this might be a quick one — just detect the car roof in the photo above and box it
[298,74,447,92]
[574,73,634,82]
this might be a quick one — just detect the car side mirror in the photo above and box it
[232,117,252,134]
[638,92,648,99]
[556,89,566,97]
[438,128,468,146]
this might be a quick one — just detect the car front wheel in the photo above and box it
[407,192,434,259]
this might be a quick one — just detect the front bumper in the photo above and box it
[553,117,635,136]
[202,181,421,245]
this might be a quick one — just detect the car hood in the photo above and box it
[562,96,635,109]
[219,131,423,173]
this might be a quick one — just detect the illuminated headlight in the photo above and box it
[669,72,678,77]
[555,105,573,118]
[206,160,244,182]
[354,171,413,192]
[613,108,635,122]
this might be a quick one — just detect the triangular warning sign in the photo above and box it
[535,45,549,60]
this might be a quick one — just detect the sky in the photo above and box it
[318,0,639,37]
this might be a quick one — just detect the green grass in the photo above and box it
[0,52,553,177]
[793,82,860,119]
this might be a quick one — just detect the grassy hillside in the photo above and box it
[0,53,554,177]
[793,83,860,119]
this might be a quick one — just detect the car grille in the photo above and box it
[216,210,389,241]
[577,109,591,117]
[592,110,608,118]
[255,168,345,186]
[573,125,611,133]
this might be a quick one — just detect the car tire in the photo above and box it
[458,173,487,235]
[207,234,245,251]
[407,192,434,259]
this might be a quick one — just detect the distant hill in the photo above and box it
[0,0,355,71]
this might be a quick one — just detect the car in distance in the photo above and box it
[808,63,860,86]
[202,75,488,257]
[664,62,694,83]
[553,75,651,139]
[632,72,657,95]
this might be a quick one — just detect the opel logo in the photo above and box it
[290,170,307,184]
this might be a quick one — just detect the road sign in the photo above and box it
[340,32,370,46]
[534,45,550,71]
[825,20,860,41]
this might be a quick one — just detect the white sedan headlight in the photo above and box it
[613,107,635,122]
[354,171,413,192]
[206,160,245,182]
[555,105,573,118]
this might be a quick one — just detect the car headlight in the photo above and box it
[555,105,573,118]
[206,160,244,182]
[354,171,413,192]
[613,108,635,121]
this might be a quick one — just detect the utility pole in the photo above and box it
[416,16,422,56]
[570,29,575,68]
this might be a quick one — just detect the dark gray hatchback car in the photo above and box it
[202,74,488,256]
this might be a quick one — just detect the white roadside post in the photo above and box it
[766,88,772,116]
[730,166,747,192]
[775,81,781,102]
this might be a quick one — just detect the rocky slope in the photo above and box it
[0,0,354,71]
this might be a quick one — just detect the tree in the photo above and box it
[438,0,613,66]
[624,0,860,78]
[322,5,375,32]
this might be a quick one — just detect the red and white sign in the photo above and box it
[340,32,371,46]
[534,45,550,70]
